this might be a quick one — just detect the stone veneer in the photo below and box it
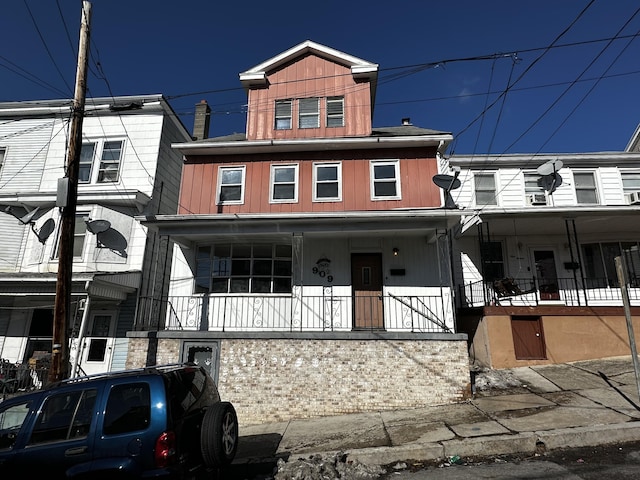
[126,333,470,426]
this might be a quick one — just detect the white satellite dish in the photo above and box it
[536,159,563,176]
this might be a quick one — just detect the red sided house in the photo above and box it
[134,41,470,425]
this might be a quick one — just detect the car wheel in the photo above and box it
[200,402,239,467]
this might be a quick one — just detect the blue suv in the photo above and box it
[0,363,238,478]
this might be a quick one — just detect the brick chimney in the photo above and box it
[193,100,211,140]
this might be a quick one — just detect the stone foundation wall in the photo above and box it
[126,334,470,426]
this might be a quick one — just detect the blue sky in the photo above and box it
[2,0,640,155]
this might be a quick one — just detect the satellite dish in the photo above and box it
[538,173,563,193]
[85,219,111,234]
[32,218,55,244]
[536,159,563,176]
[4,205,40,225]
[433,172,461,209]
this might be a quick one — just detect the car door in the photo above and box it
[11,386,100,476]
[0,394,40,472]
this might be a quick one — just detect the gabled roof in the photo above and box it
[239,40,378,89]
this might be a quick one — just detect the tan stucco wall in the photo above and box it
[473,311,640,369]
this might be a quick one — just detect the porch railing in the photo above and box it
[459,276,640,308]
[0,361,49,401]
[137,292,454,334]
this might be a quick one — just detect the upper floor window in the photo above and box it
[326,96,344,127]
[299,98,320,129]
[0,148,5,175]
[574,171,598,204]
[313,163,341,201]
[371,160,401,200]
[275,100,292,130]
[79,140,124,184]
[55,213,88,261]
[217,166,245,204]
[622,172,640,194]
[274,96,344,130]
[524,172,547,205]
[270,164,298,203]
[474,173,497,205]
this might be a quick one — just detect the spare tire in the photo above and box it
[200,402,239,467]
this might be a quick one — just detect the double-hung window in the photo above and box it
[79,140,124,183]
[55,213,88,261]
[574,171,598,204]
[298,98,320,129]
[474,173,497,206]
[270,164,298,203]
[275,100,292,130]
[0,148,5,176]
[371,160,401,200]
[217,166,245,204]
[622,172,640,197]
[313,163,341,201]
[326,96,344,127]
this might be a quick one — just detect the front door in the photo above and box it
[351,253,384,330]
[533,249,560,300]
[80,313,115,375]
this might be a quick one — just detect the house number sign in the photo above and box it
[312,256,333,282]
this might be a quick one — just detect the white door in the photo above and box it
[79,312,115,375]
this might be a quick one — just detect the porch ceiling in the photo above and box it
[140,210,465,247]
[457,207,640,237]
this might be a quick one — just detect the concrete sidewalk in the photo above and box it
[234,356,640,469]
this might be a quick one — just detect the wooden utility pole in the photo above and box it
[50,1,91,383]
[615,255,640,401]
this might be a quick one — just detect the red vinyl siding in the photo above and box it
[179,148,442,214]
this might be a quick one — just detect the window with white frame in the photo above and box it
[326,96,344,127]
[371,160,401,200]
[298,98,320,129]
[55,213,88,260]
[196,243,293,294]
[217,166,245,204]
[474,173,497,205]
[0,148,5,175]
[313,162,341,201]
[270,164,298,202]
[79,140,124,184]
[622,172,640,194]
[574,171,598,204]
[275,100,292,130]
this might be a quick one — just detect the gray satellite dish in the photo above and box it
[536,159,563,194]
[433,172,461,209]
[86,219,111,234]
[33,218,55,244]
[536,159,563,176]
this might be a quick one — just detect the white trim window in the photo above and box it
[574,171,599,204]
[370,160,401,200]
[622,171,640,194]
[79,139,124,184]
[313,162,341,201]
[326,96,344,127]
[270,164,298,203]
[474,172,497,206]
[275,99,292,130]
[217,166,246,204]
[298,98,320,129]
[0,147,5,175]
[54,213,88,261]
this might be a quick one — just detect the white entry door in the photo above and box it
[80,312,116,375]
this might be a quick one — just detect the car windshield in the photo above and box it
[0,401,31,449]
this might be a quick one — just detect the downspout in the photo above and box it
[70,281,91,378]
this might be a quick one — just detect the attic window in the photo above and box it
[275,100,292,130]
[299,98,319,129]
[326,96,344,127]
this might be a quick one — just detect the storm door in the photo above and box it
[351,253,384,330]
[80,312,115,375]
[511,315,546,359]
[533,249,560,300]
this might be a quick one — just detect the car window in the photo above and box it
[103,383,150,435]
[28,389,97,444]
[0,401,31,449]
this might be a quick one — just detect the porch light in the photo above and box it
[393,247,399,256]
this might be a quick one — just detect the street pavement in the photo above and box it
[233,356,640,470]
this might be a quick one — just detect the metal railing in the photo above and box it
[0,360,49,401]
[459,276,640,308]
[137,292,454,333]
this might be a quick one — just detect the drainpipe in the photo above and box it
[70,281,91,378]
